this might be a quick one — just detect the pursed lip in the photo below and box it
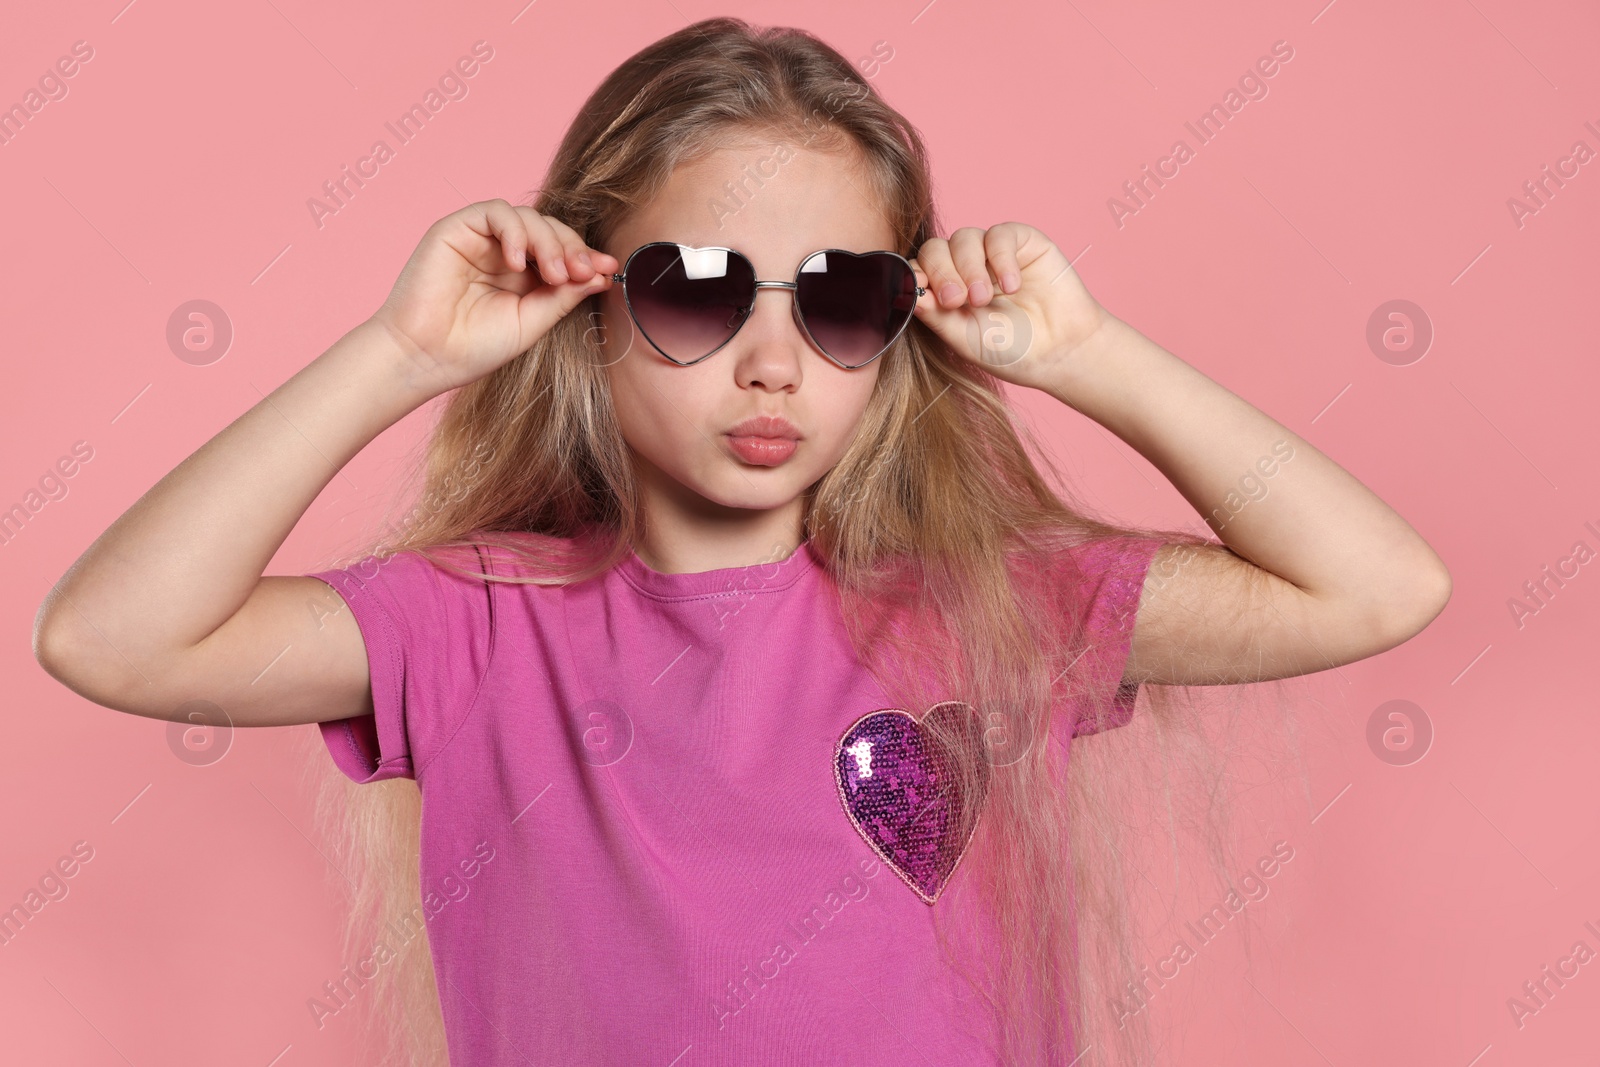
[726,415,802,440]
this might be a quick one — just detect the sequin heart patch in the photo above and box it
[833,701,992,905]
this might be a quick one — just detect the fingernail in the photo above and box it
[970,280,990,304]
[1002,272,1020,293]
[939,282,963,306]
[578,252,593,269]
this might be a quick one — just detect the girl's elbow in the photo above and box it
[1419,561,1452,620]
[1387,564,1452,643]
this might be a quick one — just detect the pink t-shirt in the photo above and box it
[307,529,1163,1065]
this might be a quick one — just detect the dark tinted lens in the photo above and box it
[794,251,918,368]
[623,244,756,363]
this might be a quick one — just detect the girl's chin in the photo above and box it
[697,469,813,511]
[703,485,806,512]
[633,448,816,513]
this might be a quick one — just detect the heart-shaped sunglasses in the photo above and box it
[608,242,927,369]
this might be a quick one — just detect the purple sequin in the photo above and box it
[833,702,991,905]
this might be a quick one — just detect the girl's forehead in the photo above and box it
[609,164,898,268]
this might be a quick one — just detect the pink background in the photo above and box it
[4,0,1597,1063]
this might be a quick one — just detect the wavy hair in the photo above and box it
[296,17,1309,1066]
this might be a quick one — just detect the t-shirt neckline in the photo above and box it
[616,537,820,600]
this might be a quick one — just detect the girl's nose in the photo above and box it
[730,288,808,386]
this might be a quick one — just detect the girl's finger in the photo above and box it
[984,224,1024,294]
[915,237,967,310]
[948,226,999,307]
[907,257,929,294]
[479,199,530,273]
[531,211,616,284]
[498,205,567,286]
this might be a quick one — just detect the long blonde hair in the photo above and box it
[297,17,1308,1065]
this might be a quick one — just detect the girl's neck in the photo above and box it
[622,455,809,574]
[629,518,809,576]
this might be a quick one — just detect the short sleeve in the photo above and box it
[307,545,495,784]
[1053,536,1166,739]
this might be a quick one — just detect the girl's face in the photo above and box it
[596,140,895,530]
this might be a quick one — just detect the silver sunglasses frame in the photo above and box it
[608,242,927,370]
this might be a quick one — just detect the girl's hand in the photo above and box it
[908,222,1111,393]
[370,199,618,395]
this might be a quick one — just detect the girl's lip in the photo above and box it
[726,415,802,439]
[726,434,798,466]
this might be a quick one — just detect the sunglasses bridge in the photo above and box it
[738,280,801,322]
[723,278,801,304]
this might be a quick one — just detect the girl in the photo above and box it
[34,17,1450,1067]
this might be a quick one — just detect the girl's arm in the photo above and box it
[33,200,617,727]
[1045,313,1451,686]
[908,223,1452,687]
[33,321,438,727]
